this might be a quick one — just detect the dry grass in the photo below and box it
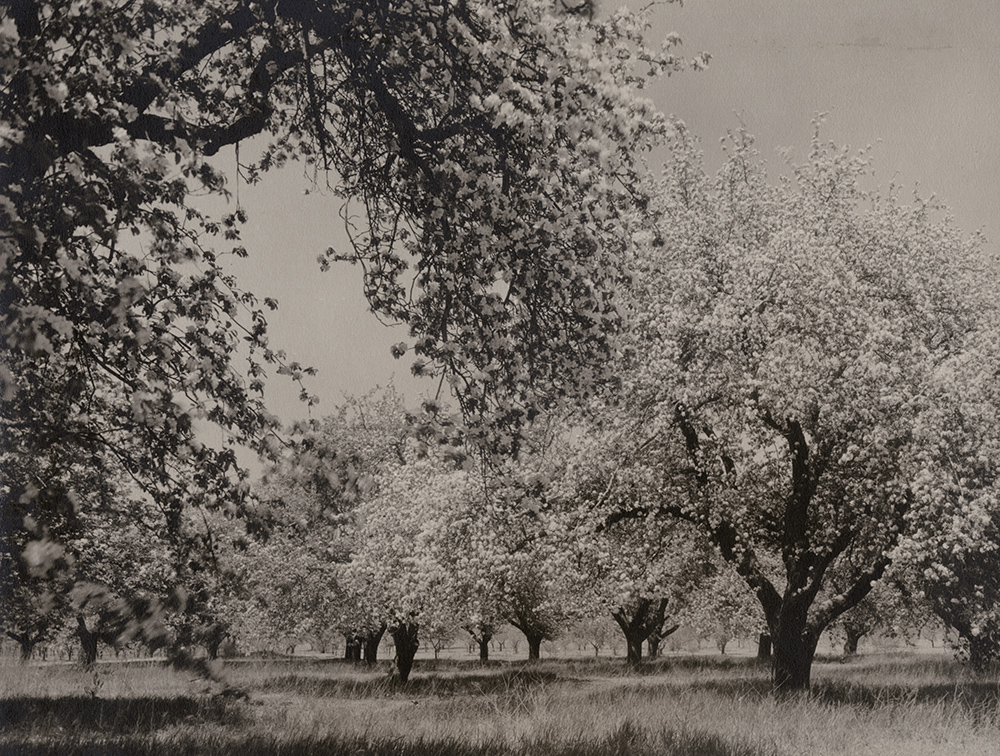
[2,652,997,756]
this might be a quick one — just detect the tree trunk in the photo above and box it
[464,625,493,663]
[363,624,387,666]
[77,616,100,668]
[343,633,362,662]
[772,612,820,693]
[624,632,644,665]
[757,633,772,660]
[843,628,862,656]
[647,623,679,659]
[526,632,543,661]
[391,620,419,683]
[612,601,660,667]
[647,636,660,658]
[966,636,995,671]
[204,623,228,660]
[7,630,40,662]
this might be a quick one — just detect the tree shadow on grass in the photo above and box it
[0,722,779,756]
[0,695,244,734]
[593,672,1000,723]
[810,680,1000,720]
[257,668,566,699]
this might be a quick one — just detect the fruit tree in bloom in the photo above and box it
[0,0,704,650]
[599,120,1000,691]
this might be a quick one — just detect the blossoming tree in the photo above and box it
[601,121,1000,691]
[0,0,704,652]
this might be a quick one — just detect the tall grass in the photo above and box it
[2,652,997,756]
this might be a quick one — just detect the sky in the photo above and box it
[223,0,1000,427]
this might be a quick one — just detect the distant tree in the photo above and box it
[340,452,473,682]
[826,579,931,657]
[227,388,409,659]
[1,447,175,664]
[683,561,765,656]
[578,513,706,666]
[569,617,614,658]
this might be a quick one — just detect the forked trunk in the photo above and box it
[612,599,671,667]
[391,620,419,682]
[7,630,41,662]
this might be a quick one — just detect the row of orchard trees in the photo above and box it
[225,389,765,682]
[222,384,936,684]
[1,0,693,672]
[2,0,998,691]
[230,120,1000,691]
[4,117,999,693]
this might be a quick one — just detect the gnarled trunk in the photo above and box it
[771,605,820,693]
[612,598,671,667]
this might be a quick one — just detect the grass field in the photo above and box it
[1,652,998,755]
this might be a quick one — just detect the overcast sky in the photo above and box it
[224,0,1000,427]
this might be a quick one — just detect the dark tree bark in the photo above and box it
[391,619,419,683]
[526,632,543,661]
[7,627,45,662]
[757,633,772,659]
[843,628,863,656]
[771,602,822,692]
[76,616,100,668]
[508,612,554,662]
[16,635,33,661]
[465,624,494,663]
[343,633,362,661]
[363,623,387,666]
[647,621,679,659]
[203,622,228,660]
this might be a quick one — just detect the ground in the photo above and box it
[1,651,997,755]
